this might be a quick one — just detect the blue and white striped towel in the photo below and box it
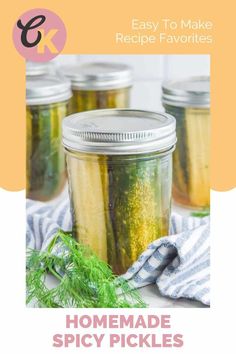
[26,197,210,306]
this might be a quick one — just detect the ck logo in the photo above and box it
[13,9,66,62]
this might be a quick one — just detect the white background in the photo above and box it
[54,54,210,111]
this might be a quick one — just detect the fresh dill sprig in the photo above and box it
[190,209,210,218]
[26,230,146,308]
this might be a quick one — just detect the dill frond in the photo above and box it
[26,230,146,308]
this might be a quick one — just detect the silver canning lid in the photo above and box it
[26,74,72,105]
[62,109,176,155]
[61,62,133,90]
[26,61,51,76]
[162,76,210,108]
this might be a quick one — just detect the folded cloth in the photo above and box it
[26,197,210,306]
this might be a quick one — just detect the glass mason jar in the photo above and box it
[63,109,176,274]
[61,62,132,113]
[26,75,72,201]
[162,76,210,209]
[26,61,52,76]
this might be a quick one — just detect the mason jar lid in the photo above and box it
[162,76,210,108]
[62,109,176,155]
[61,62,133,90]
[26,74,72,105]
[26,61,51,76]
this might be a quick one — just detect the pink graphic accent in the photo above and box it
[12,8,66,62]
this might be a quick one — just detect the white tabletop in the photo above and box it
[138,284,207,308]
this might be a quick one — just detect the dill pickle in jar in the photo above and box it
[26,74,72,201]
[63,109,176,274]
[61,62,132,113]
[162,76,210,209]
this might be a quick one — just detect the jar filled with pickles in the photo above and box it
[162,76,210,209]
[26,74,72,201]
[63,109,176,274]
[61,62,133,113]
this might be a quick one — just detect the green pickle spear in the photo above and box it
[67,153,108,262]
[26,107,32,192]
[69,88,130,114]
[64,109,175,275]
[107,154,169,273]
[165,105,189,200]
[27,103,67,200]
[165,104,210,208]
[67,152,170,274]
[162,77,210,209]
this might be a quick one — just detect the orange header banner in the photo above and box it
[0,0,235,191]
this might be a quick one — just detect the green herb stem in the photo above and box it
[26,230,146,308]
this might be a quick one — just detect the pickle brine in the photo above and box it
[70,88,130,114]
[162,76,210,209]
[63,109,176,274]
[27,102,69,201]
[66,152,172,274]
[26,74,72,201]
[61,62,133,114]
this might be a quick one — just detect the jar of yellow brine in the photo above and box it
[63,109,176,274]
[162,76,210,209]
[61,62,132,113]
[26,75,72,201]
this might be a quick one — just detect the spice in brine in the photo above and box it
[63,109,176,274]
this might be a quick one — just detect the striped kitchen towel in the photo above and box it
[26,197,210,306]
